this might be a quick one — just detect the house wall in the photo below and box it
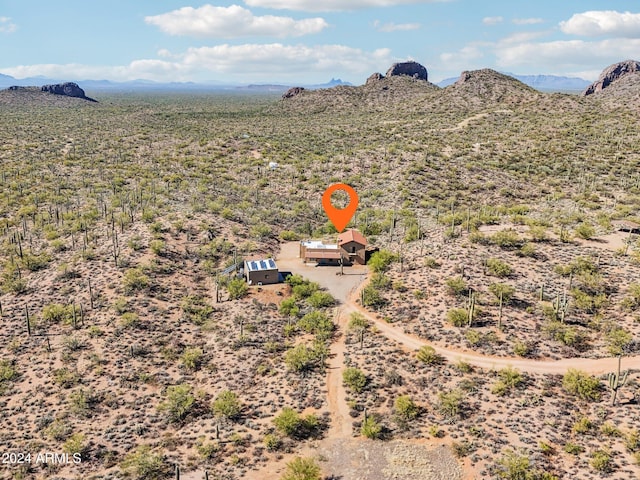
[340,241,366,265]
[246,269,278,285]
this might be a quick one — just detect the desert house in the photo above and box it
[338,229,367,265]
[299,229,369,266]
[299,240,342,265]
[244,258,279,285]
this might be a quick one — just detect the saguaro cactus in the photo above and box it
[608,355,629,406]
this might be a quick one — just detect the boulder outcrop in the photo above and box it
[282,86,305,99]
[385,61,428,81]
[582,60,640,96]
[41,82,96,102]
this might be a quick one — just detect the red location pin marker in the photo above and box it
[322,183,359,233]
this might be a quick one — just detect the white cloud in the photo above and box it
[0,16,17,34]
[145,4,327,38]
[2,44,393,83]
[482,16,503,26]
[560,10,640,37]
[512,18,543,25]
[373,20,420,32]
[439,44,485,70]
[495,38,640,70]
[244,0,449,12]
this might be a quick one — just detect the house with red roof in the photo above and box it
[338,229,367,265]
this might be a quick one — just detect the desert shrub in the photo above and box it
[52,368,80,388]
[361,417,382,439]
[572,416,593,434]
[491,367,524,396]
[292,281,319,299]
[590,449,613,473]
[227,278,248,300]
[543,321,586,348]
[343,367,367,393]
[348,312,369,331]
[575,222,596,240]
[368,249,396,273]
[21,252,51,271]
[181,295,214,325]
[554,257,598,276]
[394,395,419,422]
[424,256,440,268]
[212,390,241,420]
[0,360,18,383]
[445,277,467,296]
[447,308,469,327]
[605,327,633,355]
[625,430,640,452]
[306,291,334,308]
[285,343,323,372]
[438,390,465,419]
[517,243,537,257]
[273,408,318,438]
[361,285,386,308]
[279,230,299,241]
[45,420,72,441]
[0,262,27,294]
[279,297,299,317]
[62,433,87,456]
[149,239,166,255]
[495,450,533,479]
[158,383,195,423]
[297,311,334,337]
[120,312,140,328]
[486,258,513,278]
[42,303,74,324]
[416,345,443,365]
[280,456,322,480]
[122,268,150,293]
[490,230,523,249]
[196,439,220,460]
[370,272,391,289]
[600,422,621,437]
[469,231,489,244]
[562,369,601,401]
[264,433,281,451]
[180,347,204,371]
[564,442,584,455]
[528,225,548,242]
[120,445,168,479]
[623,283,640,310]
[512,341,530,357]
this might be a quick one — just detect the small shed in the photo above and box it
[244,258,279,285]
[612,220,640,234]
[338,230,367,265]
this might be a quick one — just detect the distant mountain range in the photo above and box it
[0,70,591,93]
[437,73,591,92]
[0,74,351,93]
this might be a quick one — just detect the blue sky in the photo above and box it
[1,1,639,84]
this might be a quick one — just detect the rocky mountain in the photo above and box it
[0,83,97,106]
[41,82,97,102]
[582,60,640,96]
[438,73,590,92]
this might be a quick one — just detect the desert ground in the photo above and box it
[2,66,640,480]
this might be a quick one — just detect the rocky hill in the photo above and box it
[0,82,96,106]
[442,68,541,108]
[582,60,640,96]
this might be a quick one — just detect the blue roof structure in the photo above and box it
[245,258,277,272]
